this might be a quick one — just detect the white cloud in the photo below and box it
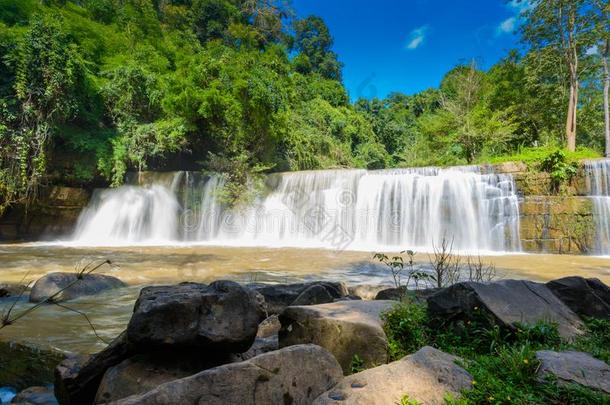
[496,17,516,35]
[407,26,429,50]
[586,45,599,56]
[508,0,535,13]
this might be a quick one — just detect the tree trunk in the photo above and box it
[602,39,610,157]
[566,78,578,152]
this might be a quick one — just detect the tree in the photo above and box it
[522,0,595,151]
[293,16,342,80]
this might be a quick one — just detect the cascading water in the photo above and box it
[71,167,521,252]
[584,159,610,255]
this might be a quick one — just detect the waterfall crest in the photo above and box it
[71,167,521,252]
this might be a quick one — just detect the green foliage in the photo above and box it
[399,395,422,405]
[382,302,428,361]
[381,302,610,404]
[349,354,364,375]
[539,149,578,190]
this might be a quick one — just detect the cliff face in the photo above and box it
[491,161,597,255]
[0,187,90,241]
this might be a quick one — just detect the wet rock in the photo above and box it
[0,341,65,390]
[547,277,610,320]
[111,345,343,405]
[313,346,472,405]
[29,273,125,303]
[248,282,349,314]
[94,352,225,404]
[427,280,584,339]
[279,300,395,373]
[10,386,58,405]
[0,284,28,298]
[126,281,265,352]
[348,285,390,301]
[54,332,132,405]
[536,350,610,394]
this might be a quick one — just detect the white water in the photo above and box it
[585,159,610,255]
[70,167,521,253]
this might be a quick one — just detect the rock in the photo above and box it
[547,277,610,320]
[427,280,584,339]
[29,273,125,303]
[94,352,225,404]
[348,285,390,301]
[111,345,343,405]
[291,284,335,306]
[55,332,132,405]
[279,300,395,373]
[0,284,28,298]
[0,341,65,390]
[230,315,281,362]
[375,287,441,302]
[10,386,58,405]
[313,346,472,405]
[536,350,610,394]
[248,282,349,314]
[126,281,265,352]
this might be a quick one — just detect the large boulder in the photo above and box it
[248,282,349,314]
[54,332,132,405]
[126,281,265,352]
[94,352,224,404]
[546,277,610,320]
[10,386,58,405]
[427,280,584,339]
[279,300,395,373]
[536,350,610,394]
[29,273,125,303]
[313,346,472,405]
[111,345,343,405]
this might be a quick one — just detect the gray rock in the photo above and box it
[291,284,335,306]
[427,280,584,339]
[94,352,224,404]
[29,273,125,303]
[126,281,265,352]
[55,332,132,405]
[11,386,57,405]
[0,341,65,390]
[229,316,281,362]
[313,346,473,405]
[0,284,28,298]
[111,345,343,405]
[279,300,395,373]
[536,350,610,394]
[547,277,610,320]
[248,282,349,314]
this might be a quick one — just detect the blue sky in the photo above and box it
[292,0,530,100]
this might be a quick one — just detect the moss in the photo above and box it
[0,340,65,390]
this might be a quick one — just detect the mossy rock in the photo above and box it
[0,340,66,390]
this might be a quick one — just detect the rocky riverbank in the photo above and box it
[1,273,608,404]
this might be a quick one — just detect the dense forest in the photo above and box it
[0,0,608,213]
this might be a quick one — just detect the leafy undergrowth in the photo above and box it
[478,146,601,166]
[382,302,610,405]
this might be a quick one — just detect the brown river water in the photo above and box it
[1,243,609,354]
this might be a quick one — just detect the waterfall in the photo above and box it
[71,167,521,252]
[585,159,610,255]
